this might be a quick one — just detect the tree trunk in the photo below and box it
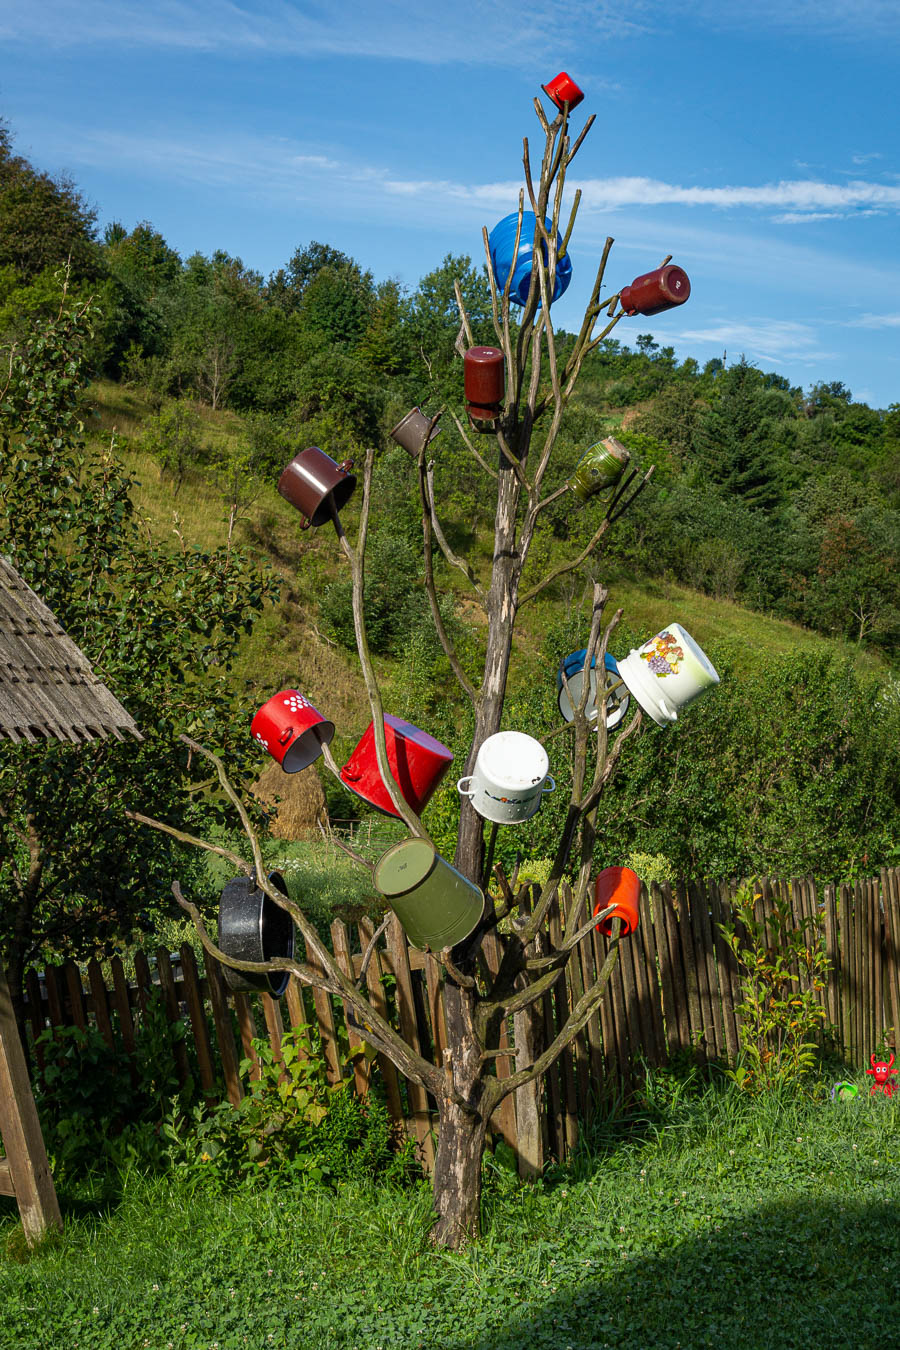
[431,1093,489,1249]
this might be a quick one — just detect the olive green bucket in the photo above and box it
[569,435,630,502]
[373,839,485,952]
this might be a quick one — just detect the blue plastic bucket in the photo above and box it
[488,212,573,308]
[557,650,629,728]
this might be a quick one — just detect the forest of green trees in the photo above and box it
[3,120,897,658]
[1,119,899,986]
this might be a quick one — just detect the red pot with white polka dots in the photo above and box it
[251,689,335,773]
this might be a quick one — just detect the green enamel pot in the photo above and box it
[569,435,630,502]
[373,839,485,952]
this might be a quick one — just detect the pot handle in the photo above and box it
[338,458,354,474]
[542,775,556,794]
[456,775,476,798]
[278,727,294,746]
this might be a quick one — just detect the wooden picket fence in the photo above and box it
[21,869,900,1173]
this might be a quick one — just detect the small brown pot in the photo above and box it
[389,408,441,458]
[277,447,356,528]
[464,346,505,420]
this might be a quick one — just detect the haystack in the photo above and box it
[252,760,328,839]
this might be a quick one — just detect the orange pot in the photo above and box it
[593,866,640,936]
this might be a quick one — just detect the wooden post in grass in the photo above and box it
[0,554,142,1243]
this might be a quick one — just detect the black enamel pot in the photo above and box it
[218,870,293,996]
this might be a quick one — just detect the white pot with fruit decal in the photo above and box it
[616,623,719,727]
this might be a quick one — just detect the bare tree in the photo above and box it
[133,92,685,1248]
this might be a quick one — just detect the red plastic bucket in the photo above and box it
[339,715,453,817]
[593,866,640,936]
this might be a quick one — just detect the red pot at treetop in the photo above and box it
[620,265,691,317]
[541,72,584,111]
[593,865,641,937]
[339,716,454,818]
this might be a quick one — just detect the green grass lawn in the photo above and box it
[3,1079,898,1350]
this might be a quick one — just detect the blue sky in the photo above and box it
[2,1,899,406]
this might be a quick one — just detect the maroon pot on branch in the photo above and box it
[339,715,453,817]
[464,346,505,423]
[620,264,691,317]
[277,446,356,528]
[251,689,335,773]
[541,71,584,111]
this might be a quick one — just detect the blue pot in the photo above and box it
[557,650,629,728]
[488,212,573,308]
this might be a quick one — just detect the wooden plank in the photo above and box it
[513,996,544,1178]
[696,881,725,1059]
[109,956,136,1058]
[636,885,666,1067]
[63,960,87,1031]
[882,870,900,1054]
[44,964,65,1029]
[709,883,739,1062]
[623,910,655,1068]
[86,959,115,1049]
[331,920,369,1098]
[591,926,619,1089]
[262,994,286,1068]
[285,978,308,1037]
[564,923,592,1115]
[656,884,688,1055]
[716,881,746,1053]
[303,934,342,1086]
[856,882,868,1064]
[203,949,243,1106]
[675,881,703,1055]
[480,929,518,1151]
[357,918,404,1124]
[179,944,217,1100]
[605,926,634,1090]
[822,884,841,1052]
[0,960,62,1244]
[870,879,881,1053]
[0,1159,14,1196]
[686,881,714,1057]
[233,993,261,1080]
[577,924,605,1093]
[548,906,578,1153]
[132,949,153,1020]
[156,948,191,1087]
[839,883,855,1064]
[24,970,45,1069]
[386,916,434,1169]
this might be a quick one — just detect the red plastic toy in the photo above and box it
[866,1052,897,1097]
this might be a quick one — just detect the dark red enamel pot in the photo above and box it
[277,447,356,527]
[541,72,584,111]
[464,347,505,421]
[620,265,691,317]
[339,715,454,817]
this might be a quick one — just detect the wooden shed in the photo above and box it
[0,554,140,1243]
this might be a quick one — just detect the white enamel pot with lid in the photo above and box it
[457,730,555,825]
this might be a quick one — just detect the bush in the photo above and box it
[165,1027,420,1191]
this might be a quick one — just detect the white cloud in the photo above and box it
[849,313,900,328]
[670,319,834,365]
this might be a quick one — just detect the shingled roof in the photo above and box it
[0,555,141,744]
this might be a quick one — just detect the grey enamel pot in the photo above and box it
[218,870,293,996]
